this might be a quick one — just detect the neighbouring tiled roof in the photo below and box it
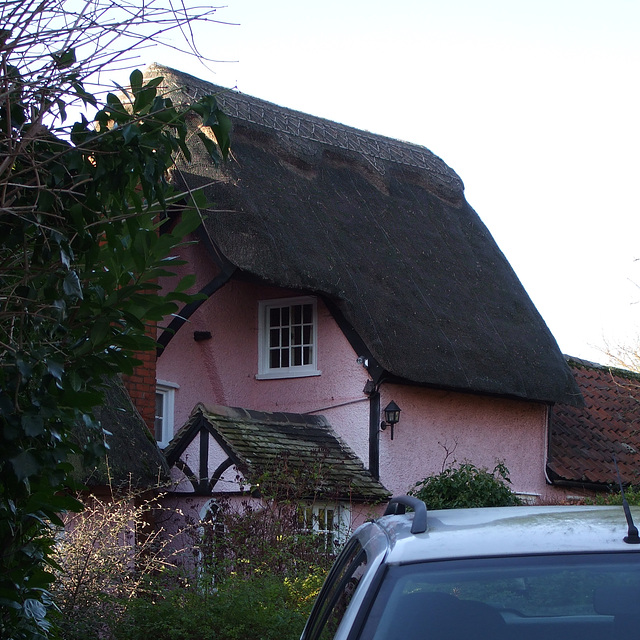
[166,403,390,502]
[547,357,640,487]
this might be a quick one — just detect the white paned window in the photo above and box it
[298,503,350,550]
[257,297,321,379]
[155,380,178,448]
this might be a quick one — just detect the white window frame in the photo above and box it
[257,296,321,379]
[298,502,351,550]
[155,380,178,448]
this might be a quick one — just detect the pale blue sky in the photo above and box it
[132,0,640,363]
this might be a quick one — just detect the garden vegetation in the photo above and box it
[0,1,230,636]
[409,461,522,510]
[51,461,344,640]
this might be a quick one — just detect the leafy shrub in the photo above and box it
[51,456,341,639]
[211,573,319,640]
[113,568,323,640]
[50,491,189,640]
[115,585,217,640]
[591,485,640,506]
[409,461,522,509]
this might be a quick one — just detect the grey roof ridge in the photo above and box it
[565,354,640,383]
[195,401,330,427]
[148,63,464,189]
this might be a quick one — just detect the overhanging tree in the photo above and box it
[0,2,230,637]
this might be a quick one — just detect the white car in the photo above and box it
[301,496,640,640]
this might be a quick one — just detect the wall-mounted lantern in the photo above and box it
[380,400,401,440]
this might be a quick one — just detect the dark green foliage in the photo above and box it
[48,463,334,640]
[0,5,231,631]
[115,586,218,640]
[112,571,321,640]
[208,574,316,640]
[409,461,523,510]
[592,485,640,506]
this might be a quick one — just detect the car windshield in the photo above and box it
[359,553,640,640]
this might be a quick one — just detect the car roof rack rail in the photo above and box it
[383,495,427,534]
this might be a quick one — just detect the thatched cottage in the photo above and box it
[125,64,584,531]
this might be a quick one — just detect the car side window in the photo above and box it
[303,539,368,640]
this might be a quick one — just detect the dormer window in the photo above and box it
[257,296,321,379]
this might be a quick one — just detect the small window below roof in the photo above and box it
[257,297,321,379]
[155,380,178,448]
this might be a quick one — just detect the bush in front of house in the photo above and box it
[52,493,329,640]
[50,491,193,640]
[409,461,523,510]
[113,583,217,640]
[113,568,325,640]
[52,458,341,640]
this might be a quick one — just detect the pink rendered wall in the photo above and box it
[158,237,556,503]
[377,384,551,499]
[157,238,371,461]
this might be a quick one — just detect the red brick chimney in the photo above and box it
[122,333,157,434]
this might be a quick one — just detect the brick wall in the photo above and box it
[123,344,157,434]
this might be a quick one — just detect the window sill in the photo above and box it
[256,369,322,380]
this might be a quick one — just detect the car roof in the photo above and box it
[364,505,640,564]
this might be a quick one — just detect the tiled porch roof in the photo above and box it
[165,403,390,502]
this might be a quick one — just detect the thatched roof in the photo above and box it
[165,403,390,502]
[547,358,640,488]
[72,376,169,490]
[149,64,581,406]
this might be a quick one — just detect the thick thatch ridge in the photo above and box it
[149,64,581,405]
